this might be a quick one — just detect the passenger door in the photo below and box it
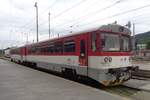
[21,47,27,62]
[24,47,27,61]
[79,35,88,66]
[20,47,24,62]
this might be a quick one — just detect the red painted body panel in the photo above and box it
[10,30,132,57]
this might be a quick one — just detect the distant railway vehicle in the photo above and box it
[10,24,138,86]
[4,48,11,58]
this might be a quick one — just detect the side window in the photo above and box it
[38,46,48,53]
[33,47,36,53]
[54,42,63,53]
[36,47,41,53]
[64,40,75,52]
[44,47,48,52]
[39,47,45,53]
[29,46,36,54]
[121,36,130,51]
[40,44,54,53]
[47,45,54,53]
[80,40,85,57]
[91,33,97,52]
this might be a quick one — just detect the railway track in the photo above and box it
[68,75,141,99]
[132,70,150,80]
[102,85,141,98]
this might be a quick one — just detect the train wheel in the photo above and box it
[62,68,77,79]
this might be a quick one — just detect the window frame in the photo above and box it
[100,32,131,52]
[91,33,97,52]
[101,33,121,52]
[120,35,131,52]
[54,41,63,53]
[63,39,76,53]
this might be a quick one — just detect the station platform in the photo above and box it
[0,59,124,100]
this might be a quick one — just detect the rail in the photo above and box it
[132,69,150,80]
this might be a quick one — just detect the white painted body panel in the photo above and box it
[11,54,132,69]
[26,55,79,66]
[88,56,132,69]
[24,55,131,69]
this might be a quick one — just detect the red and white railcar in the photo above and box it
[10,24,138,86]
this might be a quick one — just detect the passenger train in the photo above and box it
[10,24,138,86]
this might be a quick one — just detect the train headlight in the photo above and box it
[109,57,112,62]
[104,57,109,63]
[104,57,112,63]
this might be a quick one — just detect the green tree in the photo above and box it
[146,41,150,49]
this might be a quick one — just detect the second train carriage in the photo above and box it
[10,24,138,86]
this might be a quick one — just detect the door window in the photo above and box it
[80,40,85,57]
[91,33,97,52]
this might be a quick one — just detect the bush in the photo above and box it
[146,41,150,49]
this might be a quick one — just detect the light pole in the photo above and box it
[26,33,28,45]
[133,23,135,51]
[34,2,39,42]
[48,12,51,39]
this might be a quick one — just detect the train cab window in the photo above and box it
[80,40,85,57]
[121,36,130,51]
[101,33,120,51]
[91,33,97,52]
[64,40,75,52]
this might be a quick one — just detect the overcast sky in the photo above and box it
[0,0,150,49]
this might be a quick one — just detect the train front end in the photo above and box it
[89,24,138,86]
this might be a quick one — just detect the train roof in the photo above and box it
[24,24,131,47]
[99,24,131,34]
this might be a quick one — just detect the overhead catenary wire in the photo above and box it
[22,0,122,32]
[35,1,150,38]
[20,0,58,29]
[40,0,58,14]
[37,0,124,31]
[7,1,150,48]
[22,0,88,32]
[51,3,150,36]
[50,0,87,19]
[28,0,89,32]
[38,0,88,27]
[133,15,150,23]
[52,0,125,28]
[79,3,150,27]
[71,0,125,26]
[20,1,150,42]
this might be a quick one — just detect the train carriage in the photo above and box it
[10,24,138,86]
